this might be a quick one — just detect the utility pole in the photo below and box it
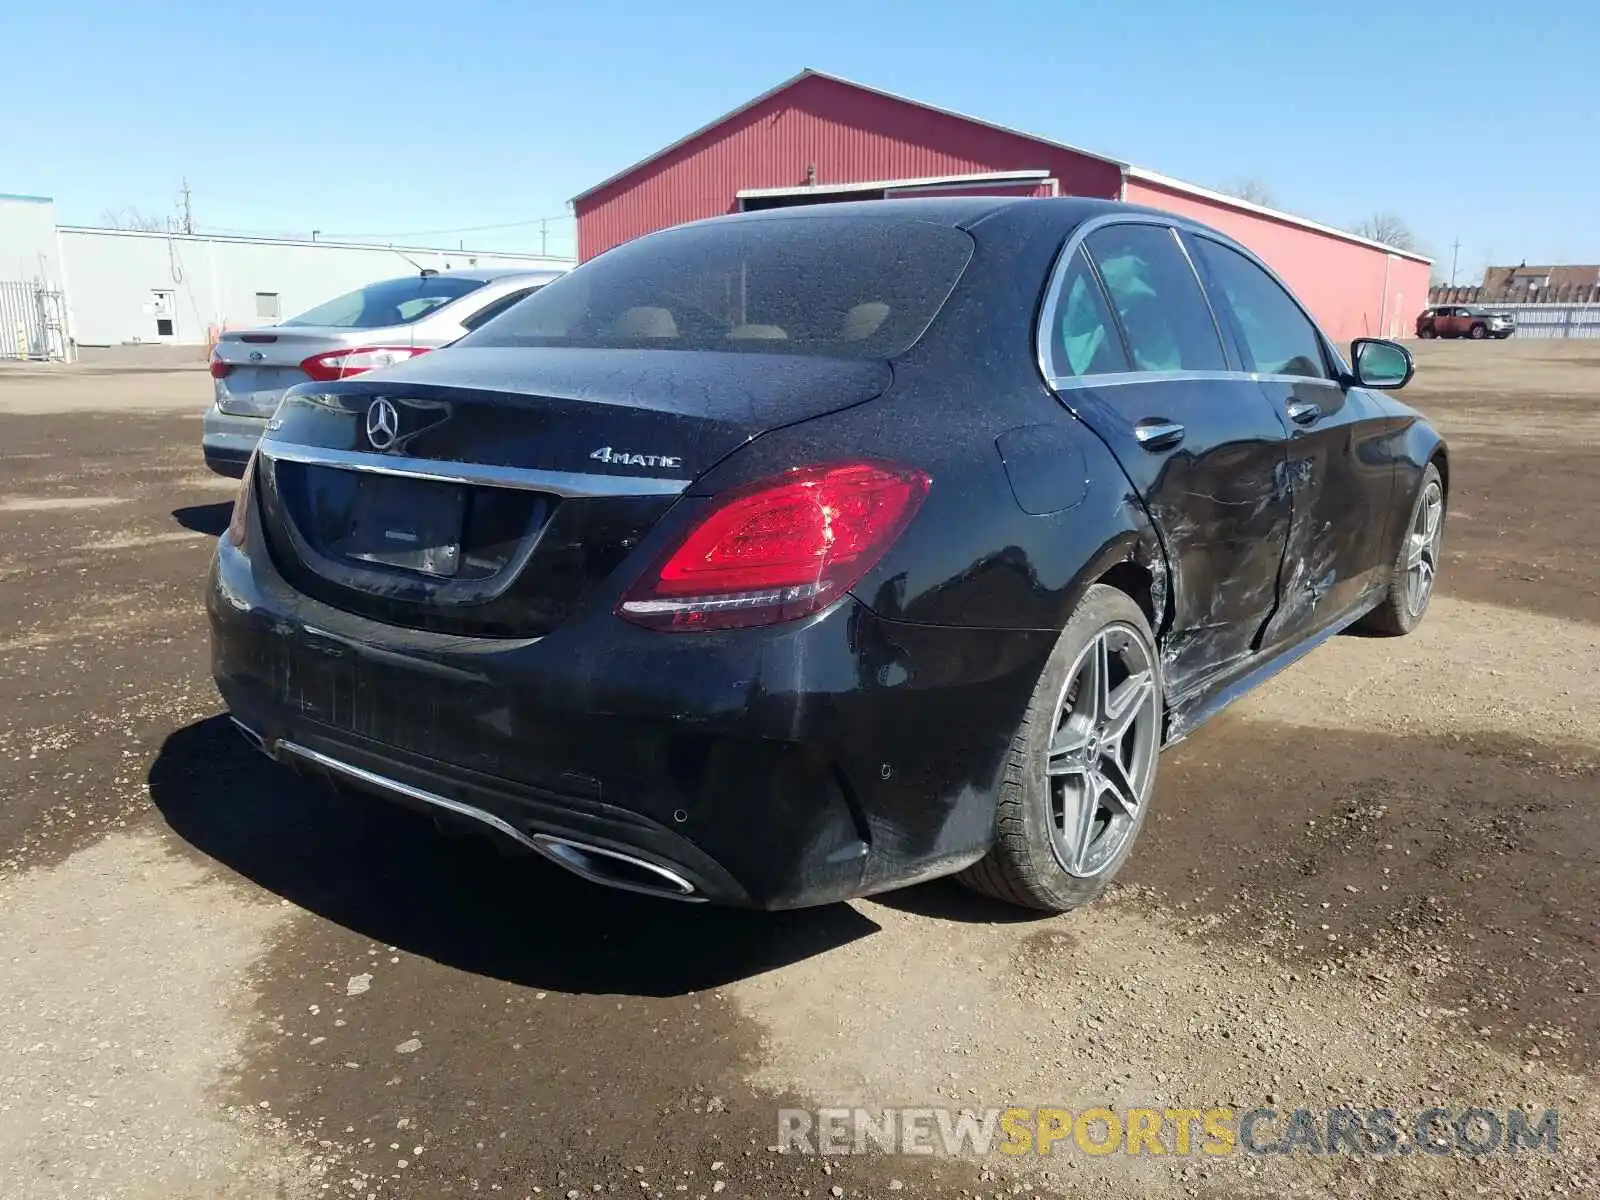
[1450,238,1460,287]
[179,178,194,234]
[540,219,548,257]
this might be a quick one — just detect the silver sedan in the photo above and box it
[202,267,563,475]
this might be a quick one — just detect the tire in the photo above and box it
[1358,463,1445,636]
[959,584,1163,912]
[1418,326,1436,339]
[1469,323,1487,339]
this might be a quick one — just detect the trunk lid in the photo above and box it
[253,347,891,638]
[214,325,403,417]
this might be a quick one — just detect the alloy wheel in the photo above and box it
[1405,480,1444,616]
[1044,624,1160,878]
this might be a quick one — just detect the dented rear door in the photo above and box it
[1065,374,1291,698]
[1042,223,1293,702]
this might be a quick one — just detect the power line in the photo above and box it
[189,214,575,245]
[312,215,575,240]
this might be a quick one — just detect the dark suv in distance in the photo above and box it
[209,197,1447,914]
[1416,305,1515,339]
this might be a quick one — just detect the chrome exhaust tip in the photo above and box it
[532,834,704,903]
[269,737,705,903]
[229,716,273,757]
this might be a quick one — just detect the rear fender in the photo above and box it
[691,391,1172,639]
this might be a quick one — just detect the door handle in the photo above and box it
[1134,419,1185,451]
[1286,400,1322,426]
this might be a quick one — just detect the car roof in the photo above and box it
[675,195,1259,247]
[423,266,562,283]
[684,195,1121,230]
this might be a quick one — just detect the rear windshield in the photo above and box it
[458,216,975,358]
[281,275,486,329]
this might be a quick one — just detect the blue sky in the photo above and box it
[5,1,1595,279]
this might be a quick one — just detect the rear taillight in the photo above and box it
[209,348,232,379]
[226,451,257,546]
[618,460,929,632]
[299,345,431,382]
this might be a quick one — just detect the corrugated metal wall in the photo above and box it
[1124,179,1431,346]
[1464,303,1600,339]
[575,75,1122,259]
[572,74,1427,345]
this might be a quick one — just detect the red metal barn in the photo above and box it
[572,71,1430,344]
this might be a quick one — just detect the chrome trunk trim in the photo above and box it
[257,439,689,498]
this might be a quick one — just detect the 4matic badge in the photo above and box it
[590,446,683,470]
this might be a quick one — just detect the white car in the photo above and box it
[202,267,563,475]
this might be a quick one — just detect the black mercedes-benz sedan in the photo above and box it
[208,197,1447,912]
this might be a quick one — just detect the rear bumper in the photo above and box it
[207,535,1054,909]
[203,405,266,476]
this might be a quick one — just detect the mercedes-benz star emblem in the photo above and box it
[366,398,401,450]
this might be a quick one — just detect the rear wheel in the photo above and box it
[1359,463,1445,636]
[1470,323,1488,339]
[959,585,1162,912]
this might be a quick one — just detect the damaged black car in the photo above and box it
[208,197,1447,912]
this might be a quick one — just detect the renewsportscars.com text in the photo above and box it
[777,1105,1560,1158]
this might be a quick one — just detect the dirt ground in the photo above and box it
[0,340,1595,1199]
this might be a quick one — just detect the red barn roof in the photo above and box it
[571,69,1126,204]
[570,68,1432,283]
[570,70,1129,259]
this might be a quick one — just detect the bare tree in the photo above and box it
[1218,177,1278,208]
[1351,212,1420,253]
[99,205,167,232]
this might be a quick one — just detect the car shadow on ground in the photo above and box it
[869,877,1048,923]
[147,716,880,997]
[171,502,231,537]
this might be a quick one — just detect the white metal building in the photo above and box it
[1,192,573,354]
[0,193,64,287]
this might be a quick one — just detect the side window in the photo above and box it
[1192,239,1327,379]
[1045,249,1130,377]
[1083,224,1226,372]
[460,286,541,333]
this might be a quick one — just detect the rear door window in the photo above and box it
[1084,224,1227,373]
[1043,248,1130,377]
[459,216,974,359]
[460,286,542,332]
[1190,238,1329,379]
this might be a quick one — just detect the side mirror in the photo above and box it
[1350,338,1414,390]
